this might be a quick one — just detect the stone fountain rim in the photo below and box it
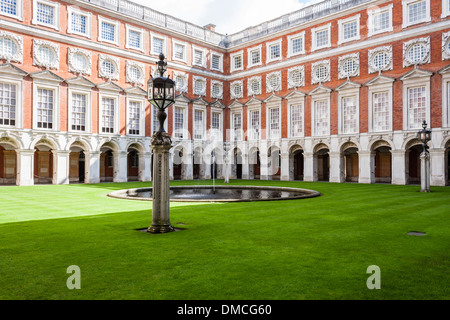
[107,185,322,202]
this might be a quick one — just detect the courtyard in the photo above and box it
[0,180,448,300]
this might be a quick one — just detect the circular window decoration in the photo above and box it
[101,60,116,77]
[373,51,390,70]
[291,70,302,85]
[176,76,185,91]
[0,37,18,57]
[72,53,88,71]
[407,43,428,64]
[315,65,328,81]
[342,58,358,76]
[128,66,141,83]
[212,82,222,98]
[251,80,260,94]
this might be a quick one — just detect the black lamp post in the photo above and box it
[146,53,176,234]
[147,53,175,133]
[417,120,431,192]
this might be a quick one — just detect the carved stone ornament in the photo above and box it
[403,36,430,68]
[173,71,188,93]
[368,45,393,74]
[311,60,330,84]
[287,65,305,89]
[126,60,145,86]
[442,31,450,61]
[33,39,59,70]
[98,54,119,80]
[0,31,23,63]
[247,76,261,96]
[193,75,207,96]
[266,71,282,93]
[211,80,223,99]
[68,47,91,76]
[338,53,360,79]
[151,131,172,146]
[230,80,243,99]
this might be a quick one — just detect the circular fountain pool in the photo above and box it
[108,185,321,202]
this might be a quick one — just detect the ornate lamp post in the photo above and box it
[418,120,431,193]
[223,141,230,183]
[147,53,176,233]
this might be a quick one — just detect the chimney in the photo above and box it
[204,24,216,32]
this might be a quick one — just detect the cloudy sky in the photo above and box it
[132,0,321,34]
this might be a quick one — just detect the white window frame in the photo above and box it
[231,110,243,141]
[98,54,119,81]
[311,23,331,51]
[32,0,59,30]
[287,32,305,58]
[67,6,91,38]
[1,0,23,20]
[266,104,281,140]
[402,76,431,131]
[192,45,207,68]
[230,50,243,72]
[338,14,360,45]
[98,15,119,45]
[33,81,59,131]
[0,75,23,129]
[311,92,330,137]
[266,39,282,63]
[368,4,393,37]
[337,88,360,135]
[68,87,92,133]
[442,72,450,128]
[247,45,262,68]
[150,32,167,56]
[172,39,187,63]
[247,106,261,141]
[125,25,144,52]
[172,103,188,139]
[210,50,224,72]
[193,106,206,140]
[402,0,431,28]
[210,108,223,141]
[98,92,120,135]
[367,81,393,133]
[442,0,450,18]
[287,99,305,138]
[126,96,145,137]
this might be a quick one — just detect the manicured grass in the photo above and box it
[0,180,449,300]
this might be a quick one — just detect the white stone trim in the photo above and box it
[367,4,393,37]
[98,91,120,136]
[311,23,331,52]
[366,77,394,133]
[337,87,360,135]
[287,65,305,89]
[98,15,119,46]
[287,31,305,58]
[0,31,23,63]
[67,6,92,39]
[338,53,360,79]
[98,54,120,81]
[193,75,207,96]
[0,0,23,21]
[173,71,188,94]
[403,36,430,68]
[442,0,450,18]
[0,73,23,129]
[266,71,282,93]
[125,24,145,52]
[32,79,60,131]
[401,71,431,131]
[126,96,146,137]
[33,39,59,70]
[211,80,223,99]
[68,47,91,76]
[192,45,207,68]
[150,32,167,56]
[338,14,361,45]
[126,60,145,86]
[230,80,243,99]
[247,45,262,68]
[402,0,431,29]
[311,60,330,84]
[266,38,283,63]
[368,45,393,74]
[230,50,244,72]
[32,0,59,30]
[247,76,262,96]
[68,86,92,134]
[442,31,450,60]
[210,50,224,72]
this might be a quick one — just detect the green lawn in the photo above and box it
[0,180,449,300]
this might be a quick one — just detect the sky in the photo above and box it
[132,0,322,34]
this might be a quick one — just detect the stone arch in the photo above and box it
[127,143,145,182]
[68,140,90,184]
[33,138,59,184]
[30,136,59,151]
[0,136,20,185]
[248,146,260,180]
[370,140,392,184]
[192,146,204,179]
[232,146,243,179]
[268,145,281,179]
[99,141,120,182]
[340,141,359,183]
[405,138,423,185]
[172,145,184,180]
[289,144,304,181]
[369,139,392,151]
[313,143,330,182]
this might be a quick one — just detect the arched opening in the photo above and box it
[406,144,422,185]
[34,142,54,184]
[173,148,183,180]
[343,147,359,182]
[249,148,260,180]
[268,147,281,180]
[289,145,303,181]
[0,141,17,185]
[100,143,116,182]
[127,149,139,181]
[233,148,242,179]
[193,148,202,180]
[69,144,87,184]
[374,146,392,183]
[314,145,329,182]
[210,149,219,180]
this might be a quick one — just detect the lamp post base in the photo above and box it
[147,224,175,234]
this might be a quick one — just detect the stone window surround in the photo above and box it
[67,6,92,39]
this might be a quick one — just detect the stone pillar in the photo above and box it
[329,152,344,183]
[420,151,431,192]
[148,132,174,234]
[391,150,406,185]
[241,153,249,179]
[429,149,445,186]
[303,152,315,182]
[280,153,290,181]
[141,152,152,182]
[85,151,100,184]
[113,151,128,182]
[184,151,193,180]
[259,147,269,180]
[16,149,35,186]
[52,150,70,185]
[358,151,374,184]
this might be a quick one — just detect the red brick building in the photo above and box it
[0,0,449,186]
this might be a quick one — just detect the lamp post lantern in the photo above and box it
[147,53,176,233]
[418,120,431,193]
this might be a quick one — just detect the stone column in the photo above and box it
[148,132,174,234]
[16,149,35,186]
[113,151,128,183]
[259,147,269,180]
[391,150,406,185]
[329,152,343,183]
[420,151,431,192]
[85,151,100,184]
[303,152,315,182]
[280,153,290,181]
[429,149,445,186]
[358,151,374,184]
[52,150,70,185]
[241,153,249,179]
[140,152,152,182]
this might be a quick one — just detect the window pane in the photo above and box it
[250,110,260,140]
[373,92,390,132]
[408,0,427,23]
[153,37,164,54]
[270,44,280,59]
[292,37,303,54]
[290,104,303,137]
[407,86,427,130]
[37,88,53,129]
[194,110,204,139]
[212,54,220,69]
[128,101,140,135]
[233,113,241,141]
[128,30,141,49]
[314,100,329,136]
[343,20,357,40]
[1,0,17,15]
[316,29,328,47]
[101,21,115,42]
[71,13,86,34]
[37,2,54,25]
[174,107,184,138]
[373,10,390,32]
[0,82,16,126]
[101,97,115,133]
[174,44,185,60]
[342,96,357,134]
[71,93,86,131]
[270,108,280,138]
